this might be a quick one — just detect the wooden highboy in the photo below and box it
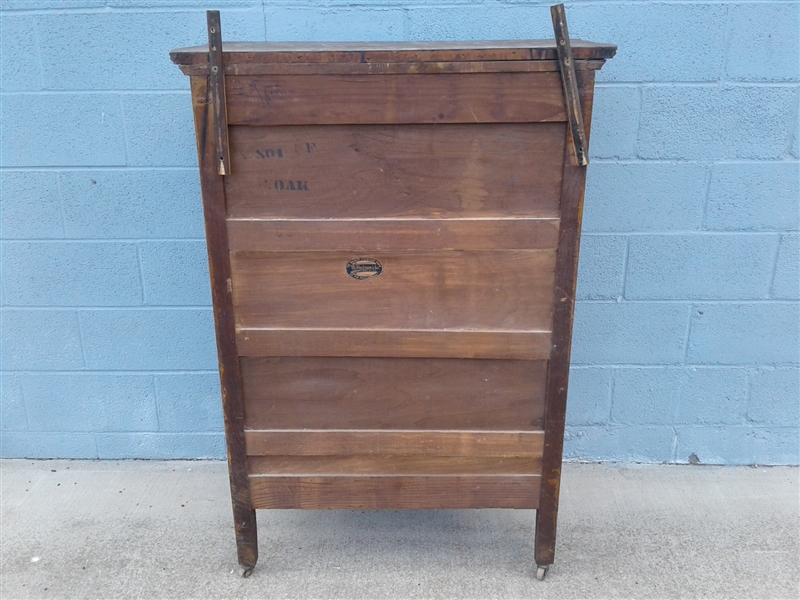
[170,5,615,580]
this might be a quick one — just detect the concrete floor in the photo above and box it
[1,461,797,599]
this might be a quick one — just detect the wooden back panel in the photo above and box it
[225,123,565,219]
[231,250,556,330]
[218,72,570,510]
[241,357,548,430]
[185,63,599,511]
[225,73,568,125]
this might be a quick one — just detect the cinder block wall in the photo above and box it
[1,1,798,464]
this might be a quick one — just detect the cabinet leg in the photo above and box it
[534,507,556,571]
[233,506,258,576]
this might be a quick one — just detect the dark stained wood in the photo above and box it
[535,68,596,568]
[551,4,589,167]
[225,74,568,125]
[248,455,542,476]
[190,73,257,570]
[178,59,608,77]
[231,250,556,331]
[244,430,544,457]
[174,16,613,577]
[225,123,566,220]
[170,39,617,66]
[248,475,541,510]
[240,357,547,430]
[227,218,560,252]
[236,328,552,360]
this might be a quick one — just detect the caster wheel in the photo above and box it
[240,566,254,578]
[535,565,549,581]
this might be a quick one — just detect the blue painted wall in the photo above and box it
[1,0,798,464]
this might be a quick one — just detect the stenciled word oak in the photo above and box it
[171,9,614,580]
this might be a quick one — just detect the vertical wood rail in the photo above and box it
[535,4,593,574]
[535,68,595,573]
[191,11,256,576]
[551,3,589,167]
[207,10,231,175]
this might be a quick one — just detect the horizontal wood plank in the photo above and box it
[244,429,544,457]
[225,124,565,220]
[241,357,547,430]
[231,250,556,331]
[227,218,560,252]
[170,39,618,65]
[225,74,567,125]
[236,329,551,360]
[248,455,542,476]
[179,60,608,76]
[248,475,540,509]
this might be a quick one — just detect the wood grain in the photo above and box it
[244,429,544,457]
[236,328,551,360]
[178,60,608,77]
[248,455,542,476]
[231,250,556,331]
[190,74,257,569]
[248,475,541,510]
[227,218,560,252]
[170,39,618,66]
[240,357,547,430]
[225,123,566,220]
[225,74,568,125]
[174,19,613,573]
[536,68,596,567]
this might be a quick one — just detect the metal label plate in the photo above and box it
[346,257,382,280]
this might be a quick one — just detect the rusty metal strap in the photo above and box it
[207,10,231,175]
[550,4,589,167]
